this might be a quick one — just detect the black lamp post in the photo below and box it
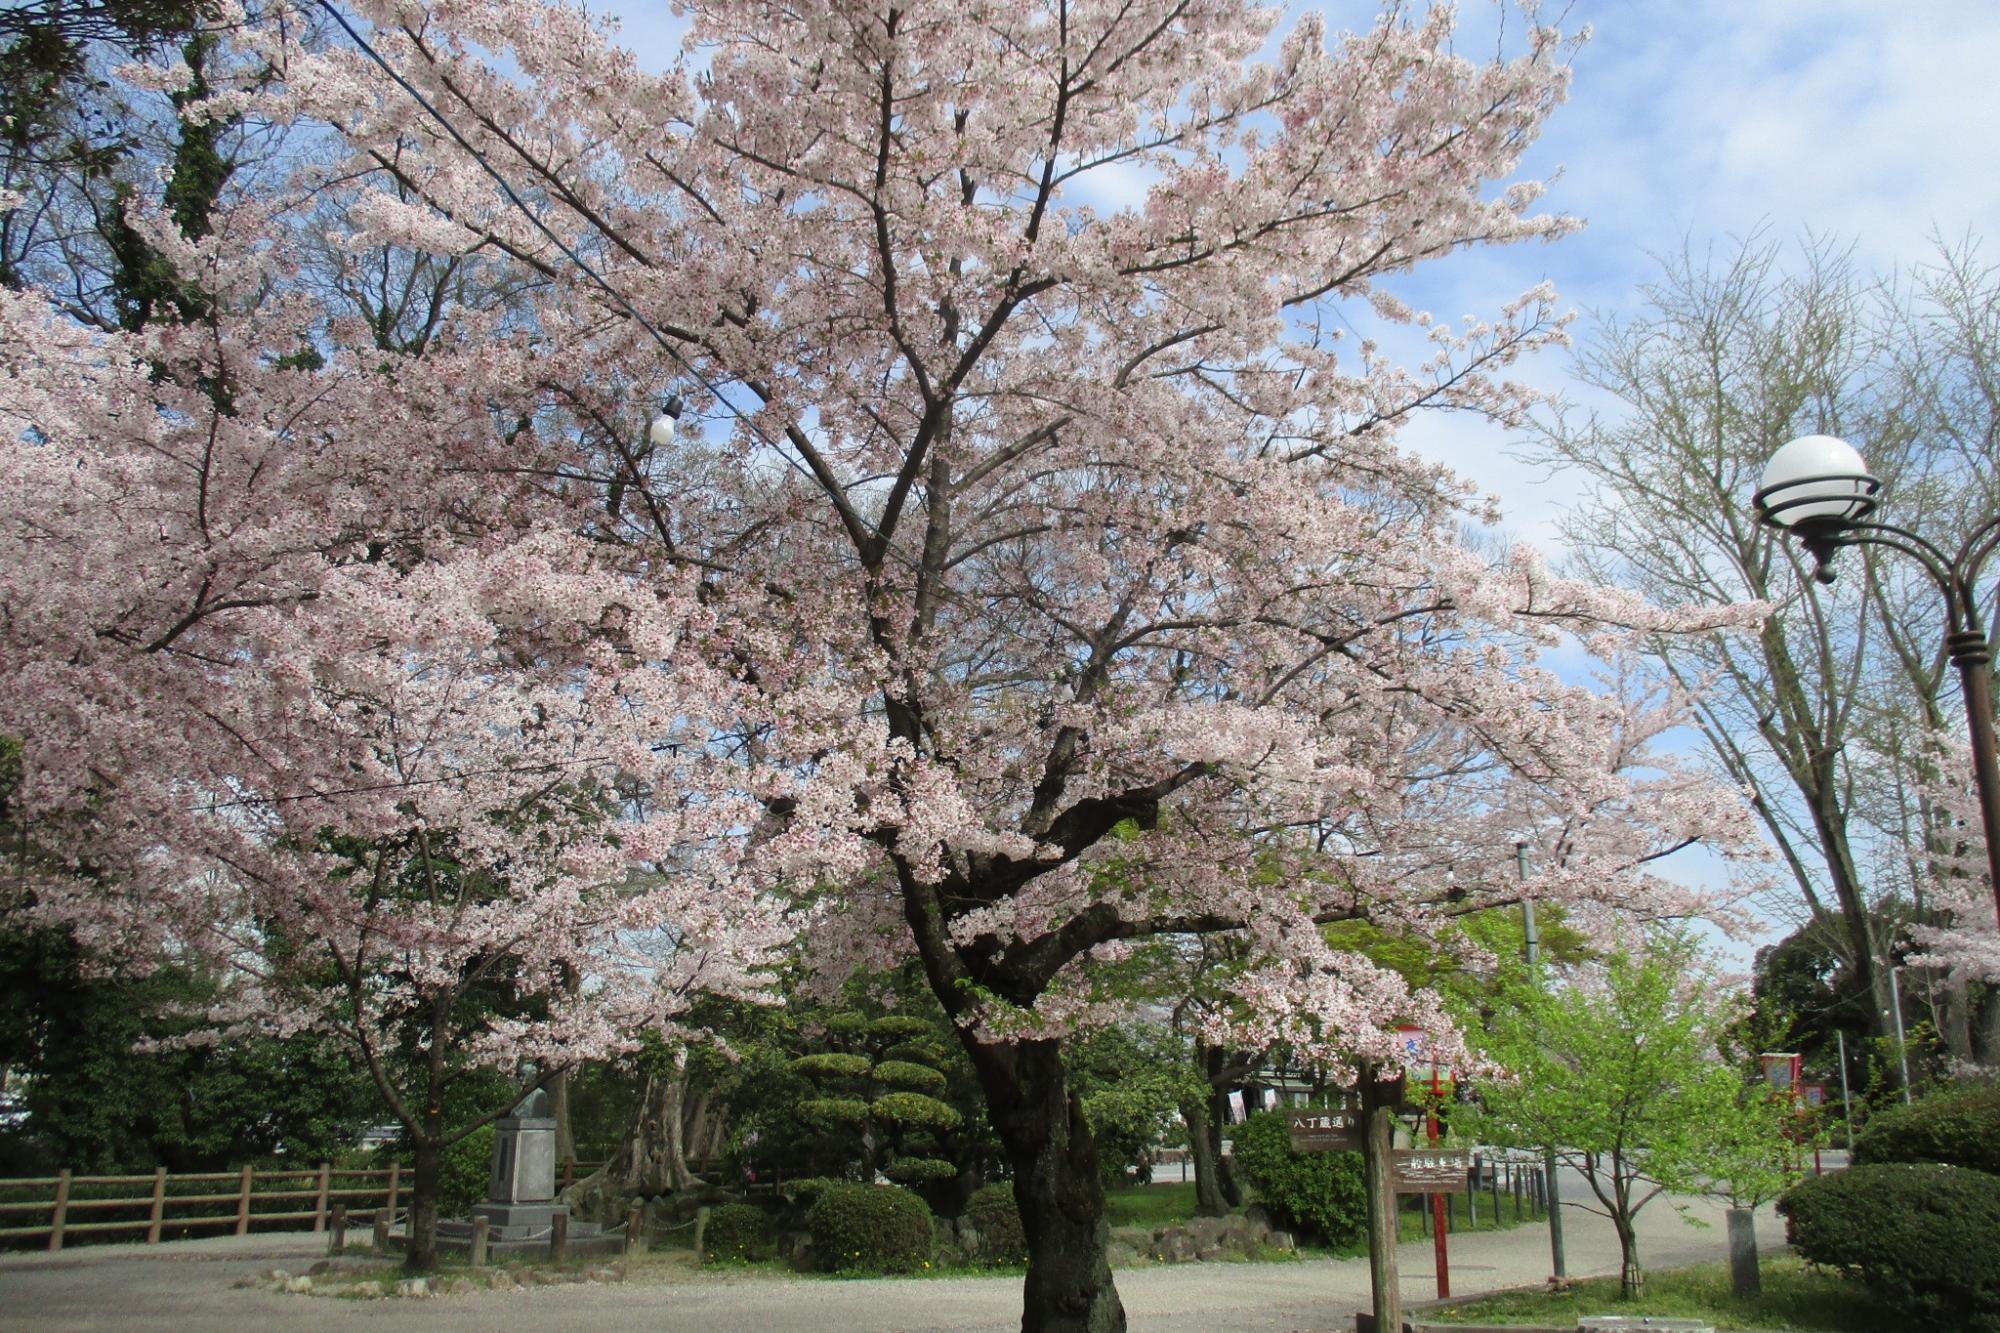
[1752,433,2000,927]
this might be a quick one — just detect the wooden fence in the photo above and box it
[0,1163,408,1252]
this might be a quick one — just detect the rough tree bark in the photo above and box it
[963,1036,1124,1333]
[404,1115,443,1273]
[562,1056,703,1225]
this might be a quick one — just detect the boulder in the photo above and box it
[392,1277,428,1299]
[282,1276,313,1294]
[1268,1230,1296,1252]
[779,1229,817,1270]
[1187,1215,1229,1248]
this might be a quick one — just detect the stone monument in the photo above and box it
[436,1088,619,1259]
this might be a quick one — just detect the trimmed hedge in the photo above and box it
[871,1091,963,1129]
[805,1183,934,1273]
[1229,1108,1367,1247]
[961,1180,1028,1266]
[703,1202,772,1262]
[884,1156,957,1183]
[1852,1081,2000,1176]
[1779,1162,2000,1330]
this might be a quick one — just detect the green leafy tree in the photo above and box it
[1467,935,1798,1299]
[1070,1026,1200,1189]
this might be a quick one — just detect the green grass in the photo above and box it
[1422,1256,1902,1331]
[1102,1181,1202,1230]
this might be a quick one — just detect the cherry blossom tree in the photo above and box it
[0,0,1769,1319]
[0,202,787,1266]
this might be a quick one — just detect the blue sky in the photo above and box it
[1388,0,2000,544]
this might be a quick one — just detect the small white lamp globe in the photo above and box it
[648,394,684,448]
[1757,434,1874,527]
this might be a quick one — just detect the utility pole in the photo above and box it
[1886,965,1913,1104]
[1519,841,1565,1281]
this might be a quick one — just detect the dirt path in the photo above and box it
[0,1192,1788,1331]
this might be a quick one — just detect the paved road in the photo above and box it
[0,1190,1791,1331]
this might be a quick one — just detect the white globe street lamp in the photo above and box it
[1753,434,2000,927]
[648,394,684,448]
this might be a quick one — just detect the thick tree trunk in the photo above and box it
[1201,1070,1244,1208]
[566,1055,702,1222]
[404,1133,442,1273]
[656,1058,697,1189]
[1180,1097,1230,1217]
[962,1036,1124,1333]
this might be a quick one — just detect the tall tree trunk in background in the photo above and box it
[684,1087,722,1166]
[1181,1096,1230,1217]
[657,1055,696,1189]
[550,1068,576,1165]
[964,1036,1123,1333]
[1203,1077,1244,1207]
[1973,985,2000,1067]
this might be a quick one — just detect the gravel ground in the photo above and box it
[0,1188,1791,1331]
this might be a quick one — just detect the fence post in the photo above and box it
[329,1204,347,1254]
[234,1164,254,1236]
[385,1162,400,1218]
[147,1166,167,1244]
[313,1163,331,1232]
[373,1210,391,1253]
[471,1216,489,1267]
[48,1168,71,1252]
[550,1210,569,1263]
[693,1205,710,1256]
[625,1204,643,1255]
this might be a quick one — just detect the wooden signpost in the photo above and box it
[1287,1086,1400,1333]
[1286,1104,1363,1152]
[1391,1149,1471,1194]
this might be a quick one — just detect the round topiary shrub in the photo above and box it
[704,1202,773,1262]
[961,1181,1028,1266]
[1852,1081,2000,1176]
[805,1183,934,1273]
[1779,1162,2000,1330]
[1229,1108,1367,1248]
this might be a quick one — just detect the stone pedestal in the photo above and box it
[432,1087,620,1259]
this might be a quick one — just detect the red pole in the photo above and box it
[1430,1068,1449,1299]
